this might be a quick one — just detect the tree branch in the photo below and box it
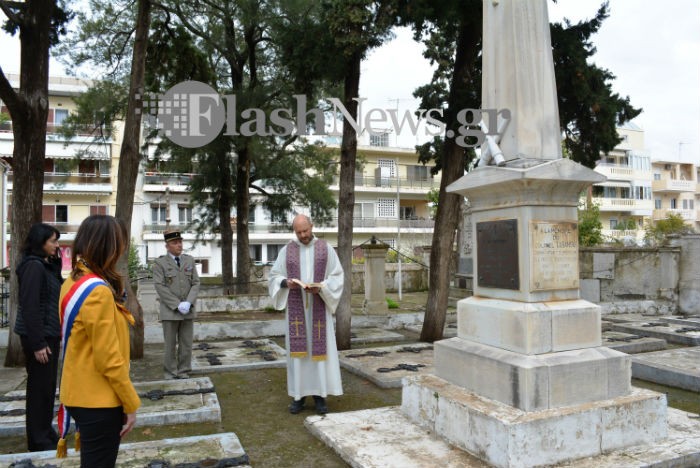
[0,67,21,116]
[0,1,24,26]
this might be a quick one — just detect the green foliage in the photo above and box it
[551,3,641,168]
[426,187,439,218]
[127,239,144,281]
[386,297,399,309]
[614,218,637,230]
[578,203,603,247]
[644,213,691,245]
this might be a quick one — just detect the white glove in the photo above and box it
[177,301,191,315]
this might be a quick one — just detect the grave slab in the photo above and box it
[601,314,648,323]
[610,321,700,346]
[404,323,457,338]
[603,331,667,354]
[190,338,286,374]
[631,347,700,392]
[338,343,434,388]
[306,405,700,468]
[659,315,700,327]
[0,432,250,468]
[0,377,221,437]
[350,327,406,344]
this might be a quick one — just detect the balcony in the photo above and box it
[652,178,695,193]
[652,208,697,222]
[143,223,197,234]
[143,172,197,192]
[6,172,111,185]
[331,175,440,192]
[594,197,653,214]
[602,229,643,243]
[316,217,434,230]
[0,120,108,138]
[595,164,634,180]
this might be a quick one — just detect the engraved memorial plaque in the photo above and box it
[476,219,519,290]
[530,221,579,291]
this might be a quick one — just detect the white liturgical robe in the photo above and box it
[268,237,344,399]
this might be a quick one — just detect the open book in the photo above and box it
[289,278,323,289]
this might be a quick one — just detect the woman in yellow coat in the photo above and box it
[58,215,140,467]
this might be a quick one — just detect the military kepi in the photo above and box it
[164,230,182,242]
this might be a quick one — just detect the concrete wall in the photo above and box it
[579,246,680,314]
[351,263,428,294]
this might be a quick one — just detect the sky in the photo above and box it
[1,0,699,164]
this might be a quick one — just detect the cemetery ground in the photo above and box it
[0,291,698,467]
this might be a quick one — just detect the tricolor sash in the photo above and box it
[56,274,107,458]
[287,239,328,361]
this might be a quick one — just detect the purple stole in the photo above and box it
[286,239,328,361]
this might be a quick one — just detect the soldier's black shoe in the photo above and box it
[313,395,328,415]
[289,397,306,414]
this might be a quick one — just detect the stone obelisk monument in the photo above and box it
[401,1,669,466]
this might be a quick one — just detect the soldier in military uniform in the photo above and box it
[153,230,201,379]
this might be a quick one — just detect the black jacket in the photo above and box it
[14,255,63,351]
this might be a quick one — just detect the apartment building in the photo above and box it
[651,159,698,229]
[590,122,654,243]
[0,75,117,270]
[137,131,438,276]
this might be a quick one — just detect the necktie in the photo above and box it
[175,257,180,268]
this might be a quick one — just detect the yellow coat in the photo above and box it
[59,270,141,414]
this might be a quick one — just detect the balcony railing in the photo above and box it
[652,208,696,222]
[0,121,107,138]
[594,197,653,212]
[316,217,434,230]
[143,223,197,234]
[333,175,440,191]
[143,172,197,186]
[7,172,111,184]
[652,178,696,193]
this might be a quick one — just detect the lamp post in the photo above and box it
[396,159,402,300]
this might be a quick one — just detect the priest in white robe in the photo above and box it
[268,214,344,414]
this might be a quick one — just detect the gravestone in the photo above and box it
[362,243,389,314]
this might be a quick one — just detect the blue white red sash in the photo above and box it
[56,274,107,457]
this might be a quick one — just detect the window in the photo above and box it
[683,199,689,210]
[99,160,111,176]
[370,132,390,147]
[249,205,256,223]
[377,198,396,218]
[267,244,284,262]
[609,219,618,229]
[620,187,630,199]
[377,159,396,177]
[353,202,374,218]
[654,199,662,210]
[42,205,67,223]
[178,205,193,225]
[653,173,661,181]
[90,205,108,215]
[400,206,416,220]
[690,200,695,210]
[269,210,287,224]
[249,244,262,262]
[407,165,429,181]
[670,199,677,209]
[54,109,69,126]
[55,205,68,223]
[151,204,167,224]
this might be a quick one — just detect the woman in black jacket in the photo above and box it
[14,223,63,451]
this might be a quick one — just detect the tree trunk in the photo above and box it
[335,52,362,351]
[1,0,55,367]
[115,0,151,359]
[218,145,235,294]
[234,145,250,294]
[420,18,479,343]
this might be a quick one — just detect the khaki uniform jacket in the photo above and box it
[152,254,200,321]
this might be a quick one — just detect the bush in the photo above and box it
[578,203,603,247]
[386,297,399,309]
[644,213,691,245]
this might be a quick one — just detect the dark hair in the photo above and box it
[71,215,127,298]
[22,223,60,258]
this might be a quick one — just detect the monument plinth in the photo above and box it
[362,243,389,315]
[399,158,668,467]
